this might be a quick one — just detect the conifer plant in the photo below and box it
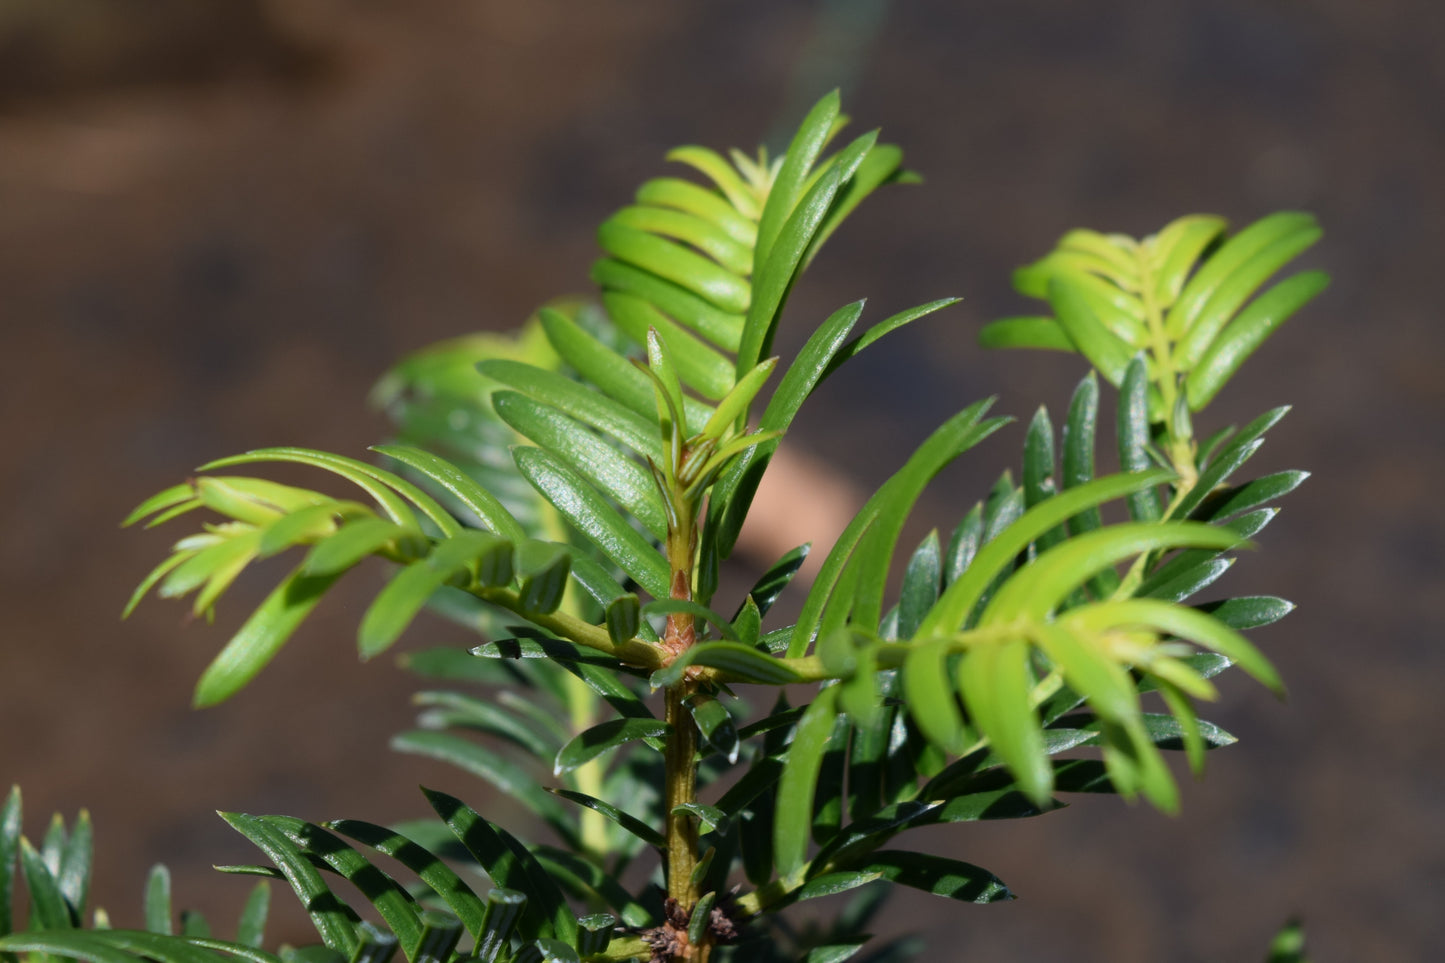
[1,92,1324,962]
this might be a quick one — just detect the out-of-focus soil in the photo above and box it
[2,2,1442,960]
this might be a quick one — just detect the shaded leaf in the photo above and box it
[257,818,421,960]
[421,790,575,943]
[512,447,668,599]
[1197,596,1295,630]
[743,544,810,618]
[803,851,1010,905]
[324,821,486,942]
[0,786,20,939]
[391,734,576,849]
[554,720,669,775]
[1117,355,1161,521]
[21,838,72,930]
[219,814,358,958]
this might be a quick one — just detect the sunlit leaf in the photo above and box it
[194,567,343,707]
[775,687,840,878]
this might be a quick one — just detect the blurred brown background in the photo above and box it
[2,2,1442,960]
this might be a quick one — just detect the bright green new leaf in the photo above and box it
[664,146,759,219]
[1033,622,1138,724]
[1149,214,1228,306]
[370,444,525,544]
[1069,598,1283,694]
[701,357,776,439]
[357,531,512,659]
[634,177,756,248]
[1047,279,1134,385]
[122,483,200,528]
[597,221,751,315]
[1166,211,1317,339]
[903,640,970,755]
[1174,226,1323,372]
[592,258,744,354]
[194,567,343,707]
[606,298,734,403]
[774,686,840,879]
[701,300,865,561]
[978,315,1075,353]
[982,521,1241,624]
[916,470,1172,637]
[256,503,351,559]
[301,518,416,578]
[198,449,436,533]
[538,308,697,428]
[752,90,840,271]
[1185,270,1330,410]
[845,400,1007,637]
[957,640,1051,805]
[738,164,844,377]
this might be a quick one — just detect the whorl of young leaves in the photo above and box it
[980,212,1327,413]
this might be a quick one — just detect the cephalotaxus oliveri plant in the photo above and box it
[1,92,1324,963]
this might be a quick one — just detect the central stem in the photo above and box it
[662,501,701,914]
[664,682,699,907]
